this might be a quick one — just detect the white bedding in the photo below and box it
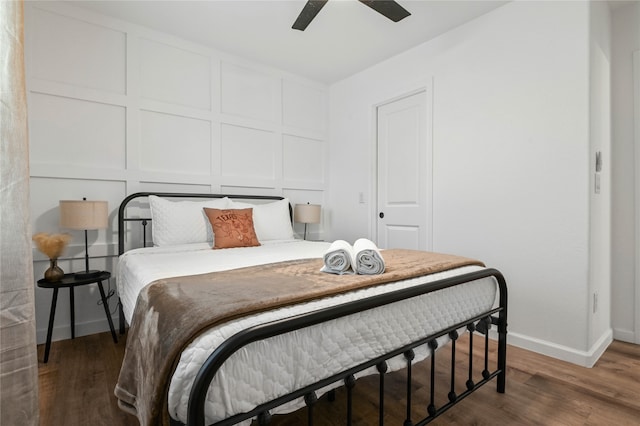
[117,240,497,425]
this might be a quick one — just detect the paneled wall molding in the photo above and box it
[282,181,326,191]
[28,82,129,108]
[217,176,279,190]
[26,1,329,344]
[136,172,214,186]
[218,114,284,134]
[139,102,214,122]
[29,165,129,182]
[282,127,325,142]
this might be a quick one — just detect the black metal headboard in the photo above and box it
[117,192,291,256]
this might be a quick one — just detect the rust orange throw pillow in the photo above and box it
[204,208,260,249]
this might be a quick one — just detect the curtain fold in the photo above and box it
[0,1,39,424]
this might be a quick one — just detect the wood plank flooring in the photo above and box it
[38,331,640,425]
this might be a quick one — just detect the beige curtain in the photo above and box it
[0,0,39,424]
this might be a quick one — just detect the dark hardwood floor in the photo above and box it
[38,331,640,425]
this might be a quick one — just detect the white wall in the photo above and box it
[611,2,640,343]
[329,1,610,365]
[25,0,624,366]
[25,2,329,344]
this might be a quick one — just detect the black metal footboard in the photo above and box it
[185,268,507,426]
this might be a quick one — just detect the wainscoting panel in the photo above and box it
[220,124,276,179]
[282,79,327,134]
[139,110,212,175]
[282,134,324,183]
[139,38,212,110]
[25,1,328,344]
[29,93,126,169]
[29,7,126,94]
[221,61,280,123]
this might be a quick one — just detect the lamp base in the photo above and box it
[74,270,102,280]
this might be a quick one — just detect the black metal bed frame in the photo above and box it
[117,192,508,426]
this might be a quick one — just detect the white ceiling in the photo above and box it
[69,0,509,84]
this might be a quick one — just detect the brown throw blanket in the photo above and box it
[114,249,484,425]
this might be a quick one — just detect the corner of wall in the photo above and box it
[587,0,612,349]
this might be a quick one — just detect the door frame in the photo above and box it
[371,79,434,250]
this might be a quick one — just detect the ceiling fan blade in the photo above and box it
[358,0,411,22]
[292,0,329,31]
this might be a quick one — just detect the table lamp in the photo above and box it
[59,198,108,279]
[294,203,321,240]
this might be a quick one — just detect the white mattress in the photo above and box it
[117,240,497,425]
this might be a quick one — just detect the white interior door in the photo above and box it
[376,91,430,250]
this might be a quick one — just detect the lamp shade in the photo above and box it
[294,203,321,224]
[59,200,108,230]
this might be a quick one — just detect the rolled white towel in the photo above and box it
[352,238,385,275]
[321,240,354,275]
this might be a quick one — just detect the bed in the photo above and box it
[114,192,508,426]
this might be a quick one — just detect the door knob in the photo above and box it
[379,212,384,218]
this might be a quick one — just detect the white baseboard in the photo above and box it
[613,327,637,344]
[506,329,613,367]
[41,319,616,369]
[36,316,121,345]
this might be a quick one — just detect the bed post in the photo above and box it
[117,195,127,335]
[117,193,135,335]
[495,271,508,393]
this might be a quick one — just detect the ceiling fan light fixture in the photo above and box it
[292,0,329,31]
[292,0,411,31]
[358,0,411,22]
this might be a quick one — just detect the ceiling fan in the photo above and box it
[292,0,411,31]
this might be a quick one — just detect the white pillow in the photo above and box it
[229,198,295,242]
[149,195,231,246]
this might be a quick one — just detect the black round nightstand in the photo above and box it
[37,271,117,363]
